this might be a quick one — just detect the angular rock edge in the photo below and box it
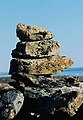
[12,40,61,58]
[16,23,55,41]
[9,56,73,75]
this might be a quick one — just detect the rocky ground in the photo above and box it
[0,76,83,120]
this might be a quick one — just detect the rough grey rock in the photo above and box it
[9,55,73,75]
[0,83,14,91]
[0,90,24,120]
[12,40,61,58]
[11,73,41,86]
[22,76,81,98]
[16,23,54,41]
[0,77,83,120]
[20,87,83,119]
[22,76,83,118]
[0,83,15,99]
[11,73,80,87]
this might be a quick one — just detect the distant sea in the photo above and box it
[0,73,11,78]
[0,67,83,78]
[54,67,83,76]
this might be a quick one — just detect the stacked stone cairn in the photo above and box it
[1,23,83,120]
[9,23,73,78]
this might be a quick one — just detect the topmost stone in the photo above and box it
[16,23,55,41]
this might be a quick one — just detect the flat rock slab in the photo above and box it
[9,55,73,75]
[16,23,54,41]
[12,40,61,58]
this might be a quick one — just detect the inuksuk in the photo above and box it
[1,23,83,120]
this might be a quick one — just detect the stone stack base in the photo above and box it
[0,76,83,120]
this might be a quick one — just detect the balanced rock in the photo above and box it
[16,23,54,41]
[9,55,73,75]
[12,40,60,58]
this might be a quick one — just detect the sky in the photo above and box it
[0,0,83,72]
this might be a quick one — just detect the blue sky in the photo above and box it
[0,0,83,72]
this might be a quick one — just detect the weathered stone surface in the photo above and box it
[9,55,73,75]
[0,83,14,91]
[11,73,80,88]
[12,40,61,58]
[0,76,83,120]
[20,77,83,117]
[16,23,54,41]
[0,76,80,119]
[22,76,81,98]
[0,78,25,95]
[0,90,24,120]
[11,73,41,86]
[0,83,15,101]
